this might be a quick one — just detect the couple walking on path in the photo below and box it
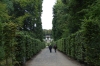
[49,44,57,53]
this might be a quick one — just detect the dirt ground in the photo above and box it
[25,48,85,66]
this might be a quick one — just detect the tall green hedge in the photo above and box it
[56,21,100,66]
[82,19,100,65]
[0,0,44,66]
[0,30,45,66]
[0,23,5,62]
[15,32,45,66]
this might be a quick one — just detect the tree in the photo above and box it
[52,0,68,40]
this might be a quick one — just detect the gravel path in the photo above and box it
[25,48,84,66]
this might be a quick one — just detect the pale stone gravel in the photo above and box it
[25,48,84,66]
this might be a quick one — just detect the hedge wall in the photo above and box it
[56,21,100,66]
[0,23,5,62]
[15,32,45,66]
[0,25,45,66]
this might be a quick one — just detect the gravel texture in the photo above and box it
[25,48,84,66]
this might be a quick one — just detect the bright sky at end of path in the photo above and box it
[41,0,57,30]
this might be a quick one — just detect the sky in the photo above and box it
[41,0,57,30]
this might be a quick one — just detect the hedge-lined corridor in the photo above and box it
[1,0,100,66]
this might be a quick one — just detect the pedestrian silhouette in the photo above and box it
[49,45,52,53]
[54,45,57,53]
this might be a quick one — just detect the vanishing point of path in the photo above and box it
[25,47,84,66]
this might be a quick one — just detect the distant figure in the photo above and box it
[49,45,52,53]
[54,45,57,53]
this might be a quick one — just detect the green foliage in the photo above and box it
[52,0,96,40]
[52,0,68,40]
[55,18,100,65]
[0,22,2,44]
[0,2,9,22]
[53,0,100,65]
[0,47,5,61]
[61,0,67,4]
[82,19,99,40]
[12,0,43,41]
[3,22,17,65]
[0,23,5,61]
[56,26,100,65]
[84,0,100,26]
[15,31,45,65]
[81,19,100,65]
[4,0,14,15]
[0,0,44,66]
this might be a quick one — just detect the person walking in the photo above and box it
[49,45,52,53]
[54,45,57,53]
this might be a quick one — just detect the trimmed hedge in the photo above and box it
[0,23,5,61]
[15,32,45,66]
[0,24,45,66]
[56,21,100,66]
